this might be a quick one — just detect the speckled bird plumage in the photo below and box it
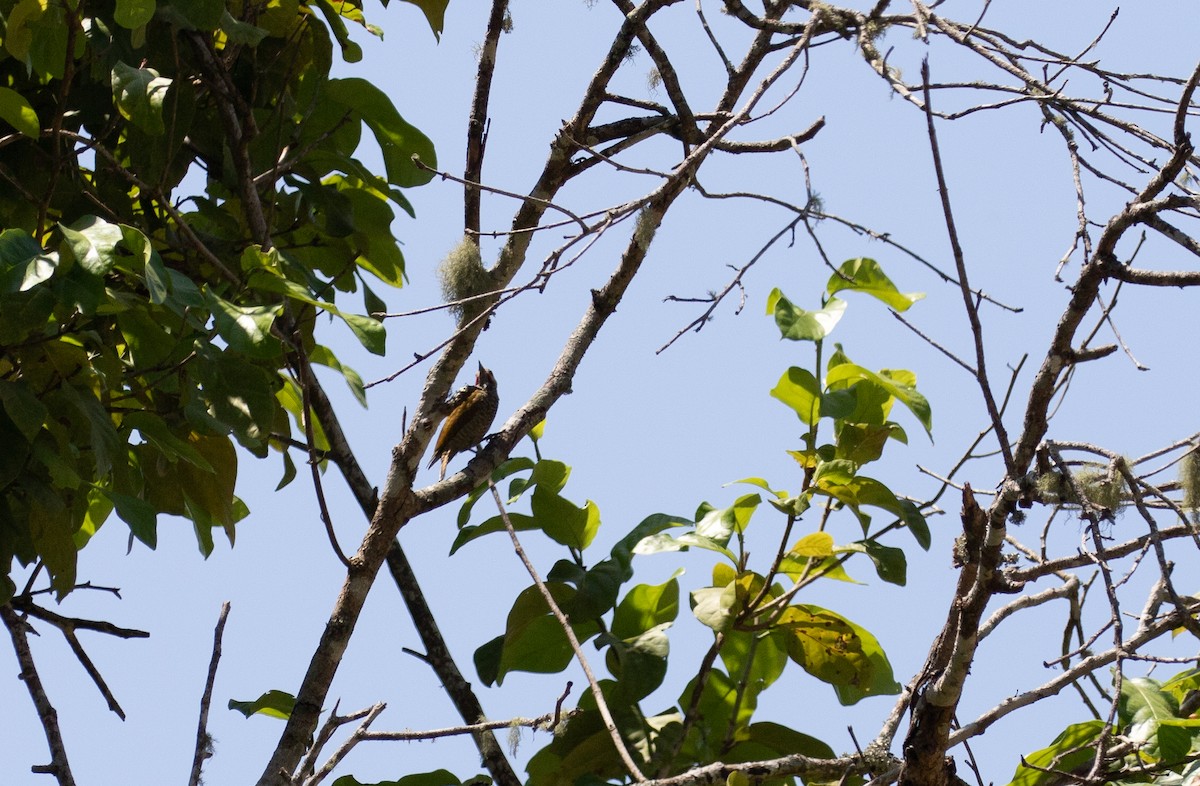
[428,363,499,480]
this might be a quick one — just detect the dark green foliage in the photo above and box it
[0,0,436,598]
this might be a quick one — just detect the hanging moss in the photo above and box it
[437,236,494,325]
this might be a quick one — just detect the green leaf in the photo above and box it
[899,499,931,550]
[529,458,570,494]
[60,216,124,277]
[859,540,906,586]
[770,367,822,425]
[309,345,367,407]
[563,558,626,620]
[220,10,269,45]
[339,182,406,286]
[826,362,932,436]
[789,532,834,558]
[812,469,913,535]
[204,289,282,358]
[0,381,47,441]
[6,0,68,77]
[124,412,213,471]
[725,722,836,770]
[247,262,386,357]
[691,582,738,632]
[195,354,279,449]
[526,705,637,786]
[362,280,388,319]
[312,0,363,62]
[112,62,172,135]
[768,288,846,341]
[602,623,672,701]
[161,0,223,29]
[276,377,328,454]
[694,502,737,543]
[532,486,600,550]
[776,604,872,689]
[338,310,386,356]
[453,457,535,529]
[27,491,77,598]
[332,770,461,786]
[0,86,39,137]
[0,228,57,293]
[114,0,155,28]
[1161,668,1200,703]
[1008,721,1106,786]
[178,435,238,541]
[1120,676,1177,729]
[676,669,738,762]
[612,575,681,639]
[59,384,123,479]
[831,617,900,705]
[835,421,906,466]
[482,583,601,685]
[825,257,924,312]
[399,0,449,39]
[634,530,737,562]
[1119,676,1182,760]
[275,450,297,491]
[104,488,158,548]
[228,690,296,720]
[721,626,789,699]
[324,78,437,187]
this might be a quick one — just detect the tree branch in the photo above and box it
[2,605,77,786]
[188,602,231,786]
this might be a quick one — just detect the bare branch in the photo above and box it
[920,58,1015,475]
[2,605,77,786]
[189,603,231,786]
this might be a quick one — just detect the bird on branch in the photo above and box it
[428,362,499,481]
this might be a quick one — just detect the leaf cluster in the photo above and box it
[0,0,442,599]
[432,261,930,785]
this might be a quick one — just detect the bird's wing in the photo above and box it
[442,383,477,414]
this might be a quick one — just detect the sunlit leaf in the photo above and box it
[789,531,834,558]
[612,575,681,639]
[776,604,871,689]
[691,582,738,632]
[768,288,846,341]
[111,62,172,135]
[770,366,821,425]
[204,289,282,358]
[228,690,296,720]
[826,362,932,436]
[825,257,924,312]
[0,87,39,137]
[1007,721,1106,786]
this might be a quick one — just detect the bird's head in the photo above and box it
[476,362,497,393]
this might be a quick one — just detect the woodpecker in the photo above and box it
[427,362,499,480]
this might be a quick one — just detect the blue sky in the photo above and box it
[5,2,1200,784]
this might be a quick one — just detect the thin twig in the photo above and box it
[296,344,351,568]
[360,707,582,742]
[920,58,1014,474]
[189,602,231,786]
[305,703,387,786]
[487,480,646,781]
